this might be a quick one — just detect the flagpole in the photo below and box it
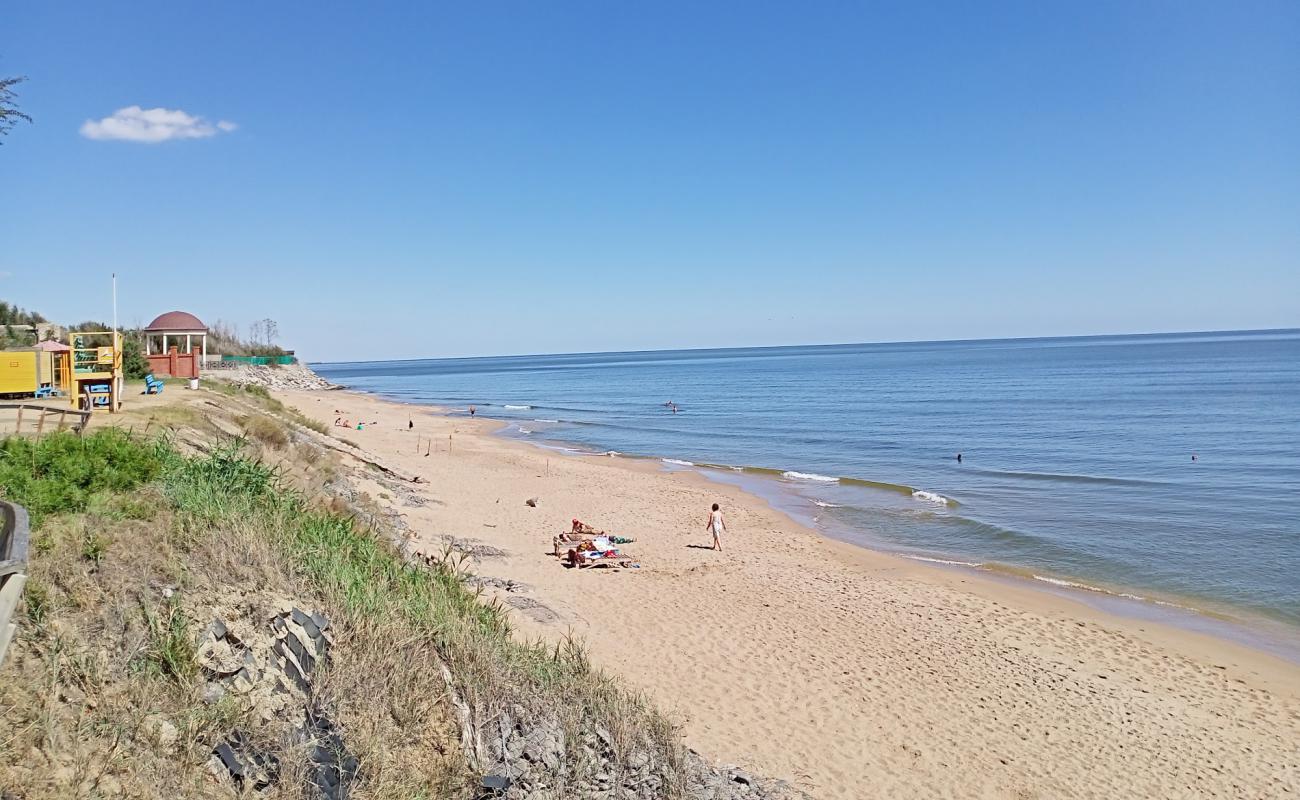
[112,273,120,410]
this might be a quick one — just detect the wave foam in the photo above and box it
[518,427,532,435]
[782,471,839,483]
[533,418,558,423]
[504,404,531,410]
[662,458,695,467]
[902,554,983,567]
[812,500,844,508]
[912,490,952,505]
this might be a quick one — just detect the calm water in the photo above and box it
[315,331,1300,630]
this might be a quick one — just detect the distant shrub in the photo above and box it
[240,414,289,449]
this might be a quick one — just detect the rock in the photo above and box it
[731,770,754,786]
[202,682,227,705]
[146,715,180,749]
[525,497,538,507]
[481,773,511,791]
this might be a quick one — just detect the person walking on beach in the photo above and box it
[705,503,727,552]
[469,405,476,417]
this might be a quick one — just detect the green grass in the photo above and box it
[0,429,164,527]
[81,528,109,564]
[139,597,198,685]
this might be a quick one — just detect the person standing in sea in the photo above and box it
[705,503,727,551]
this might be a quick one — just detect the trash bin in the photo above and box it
[188,378,199,390]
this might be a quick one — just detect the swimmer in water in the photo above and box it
[956,453,963,463]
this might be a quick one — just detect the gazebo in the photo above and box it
[143,310,208,378]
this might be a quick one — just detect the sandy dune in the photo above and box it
[281,388,1300,799]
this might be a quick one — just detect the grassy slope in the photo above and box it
[0,399,688,798]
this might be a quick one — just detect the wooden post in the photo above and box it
[36,409,45,435]
[56,409,66,433]
[14,406,22,435]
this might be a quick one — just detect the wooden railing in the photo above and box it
[0,500,31,667]
[0,404,92,436]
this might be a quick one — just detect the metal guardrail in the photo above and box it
[0,500,31,668]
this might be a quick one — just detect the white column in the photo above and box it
[145,335,151,355]
[202,335,207,366]
[186,333,192,354]
[162,334,168,353]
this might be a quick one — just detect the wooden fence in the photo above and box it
[0,500,31,667]
[0,403,92,436]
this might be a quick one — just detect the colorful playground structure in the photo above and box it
[0,333,123,412]
[66,331,123,412]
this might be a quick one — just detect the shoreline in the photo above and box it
[475,403,1300,664]
[277,385,1300,798]
[334,386,1300,663]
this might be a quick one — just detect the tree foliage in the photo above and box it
[121,333,150,379]
[0,76,32,142]
[0,300,46,326]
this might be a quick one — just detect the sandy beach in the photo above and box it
[279,388,1300,799]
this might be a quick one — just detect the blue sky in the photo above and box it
[3,1,1297,361]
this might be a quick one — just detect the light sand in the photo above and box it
[283,388,1300,799]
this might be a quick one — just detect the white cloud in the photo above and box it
[79,106,237,143]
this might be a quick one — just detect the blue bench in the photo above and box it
[144,374,164,394]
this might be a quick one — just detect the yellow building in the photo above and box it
[0,350,59,397]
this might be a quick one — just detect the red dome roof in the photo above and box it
[144,310,207,332]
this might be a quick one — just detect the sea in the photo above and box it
[314,330,1300,653]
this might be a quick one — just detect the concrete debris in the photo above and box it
[195,592,357,799]
[212,730,280,792]
[297,708,360,800]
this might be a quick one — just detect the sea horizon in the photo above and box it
[309,326,1300,367]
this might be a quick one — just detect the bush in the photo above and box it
[240,414,289,449]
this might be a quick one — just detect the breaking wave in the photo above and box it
[912,490,955,506]
[782,471,839,483]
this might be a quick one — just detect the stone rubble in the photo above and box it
[474,706,807,800]
[219,363,338,392]
[192,592,359,799]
